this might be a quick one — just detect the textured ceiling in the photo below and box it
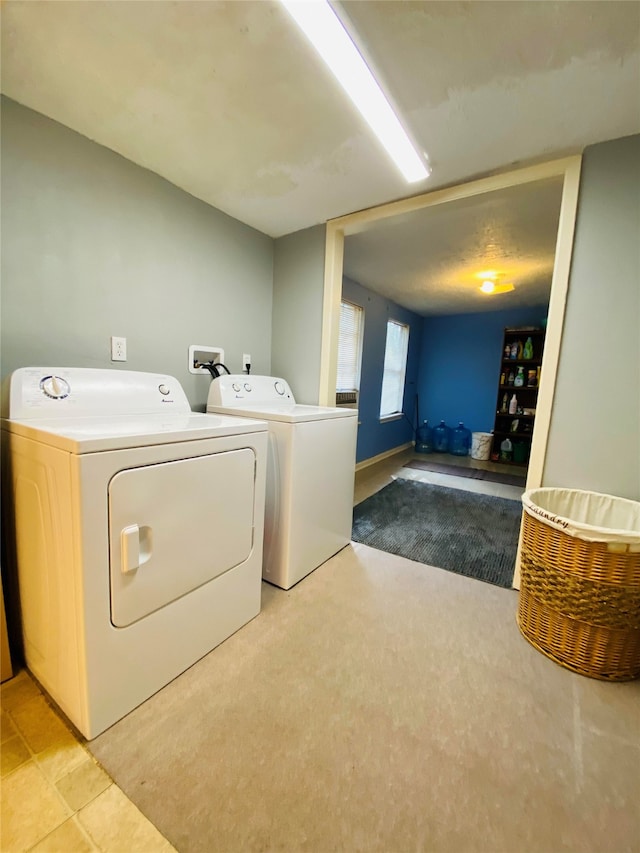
[1,1,638,314]
[343,177,564,316]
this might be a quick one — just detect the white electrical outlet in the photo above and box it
[243,353,251,368]
[111,336,127,362]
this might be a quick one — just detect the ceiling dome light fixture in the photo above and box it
[280,0,430,183]
[477,271,515,295]
[479,280,515,295]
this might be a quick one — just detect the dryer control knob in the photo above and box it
[274,381,285,395]
[40,375,70,399]
[158,384,170,395]
[232,383,241,392]
[244,383,252,392]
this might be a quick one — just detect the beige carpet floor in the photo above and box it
[89,543,640,853]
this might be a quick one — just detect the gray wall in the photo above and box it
[0,98,274,412]
[544,134,640,499]
[272,225,326,404]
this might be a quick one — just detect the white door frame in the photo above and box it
[317,156,583,587]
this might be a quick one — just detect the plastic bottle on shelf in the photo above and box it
[523,337,533,359]
[415,420,433,454]
[500,437,513,462]
[501,393,508,413]
[509,394,518,415]
[514,366,525,387]
[450,422,471,456]
[432,421,450,453]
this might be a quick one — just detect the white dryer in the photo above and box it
[207,375,358,590]
[1,367,267,738]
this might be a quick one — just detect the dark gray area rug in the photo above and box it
[407,458,526,487]
[352,478,521,588]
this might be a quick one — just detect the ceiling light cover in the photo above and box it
[479,281,515,295]
[280,0,430,183]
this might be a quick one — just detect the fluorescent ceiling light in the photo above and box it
[280,0,430,183]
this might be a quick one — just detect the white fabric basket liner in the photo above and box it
[522,487,640,547]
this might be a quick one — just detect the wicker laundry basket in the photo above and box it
[518,487,640,681]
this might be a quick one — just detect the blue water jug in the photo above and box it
[415,420,433,454]
[450,422,471,456]
[432,421,450,453]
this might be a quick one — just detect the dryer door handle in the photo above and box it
[121,524,140,574]
[121,524,153,574]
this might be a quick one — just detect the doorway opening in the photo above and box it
[320,157,582,587]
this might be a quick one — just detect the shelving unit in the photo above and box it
[491,327,545,466]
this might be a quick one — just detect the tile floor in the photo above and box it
[1,447,525,852]
[1,670,175,852]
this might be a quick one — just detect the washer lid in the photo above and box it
[1,412,267,454]
[207,403,357,424]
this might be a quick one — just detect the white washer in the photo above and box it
[1,367,268,738]
[207,375,358,590]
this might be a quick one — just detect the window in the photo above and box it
[337,300,364,392]
[379,320,409,418]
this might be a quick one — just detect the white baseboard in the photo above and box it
[355,442,414,472]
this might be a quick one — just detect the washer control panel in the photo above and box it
[207,375,294,407]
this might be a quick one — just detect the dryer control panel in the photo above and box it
[8,367,191,420]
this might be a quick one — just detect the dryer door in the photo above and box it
[108,448,256,627]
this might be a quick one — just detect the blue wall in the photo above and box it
[417,306,548,434]
[342,277,423,463]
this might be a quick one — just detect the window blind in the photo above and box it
[337,301,364,392]
[380,320,409,417]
